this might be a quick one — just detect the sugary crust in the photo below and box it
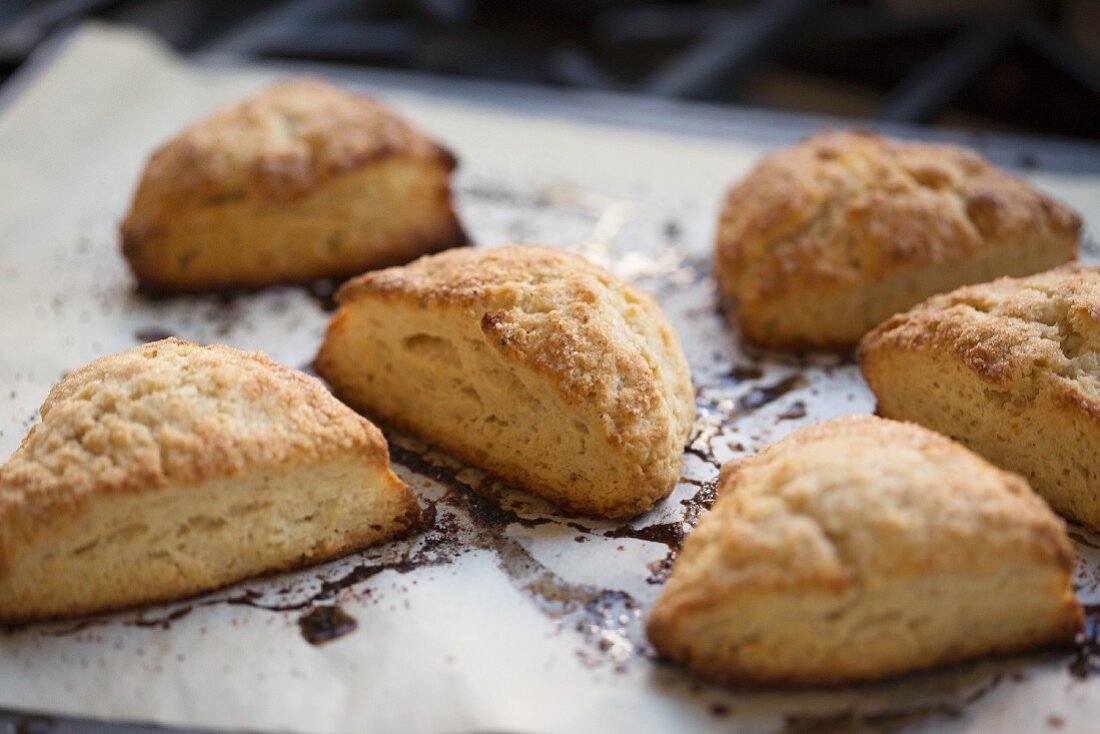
[858,264,1100,528]
[120,78,466,292]
[124,77,454,208]
[715,130,1080,347]
[0,339,403,567]
[665,415,1074,595]
[859,264,1100,417]
[647,415,1081,686]
[325,245,696,516]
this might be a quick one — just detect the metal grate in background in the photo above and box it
[0,0,1098,139]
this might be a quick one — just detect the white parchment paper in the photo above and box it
[1,23,1100,734]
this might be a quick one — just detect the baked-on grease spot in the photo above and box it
[389,444,648,669]
[739,375,809,411]
[778,401,807,420]
[689,373,810,470]
[782,672,1007,734]
[727,364,764,382]
[680,479,718,529]
[133,327,175,343]
[302,279,340,313]
[299,605,358,645]
[1069,604,1100,679]
[604,522,686,586]
[131,286,266,338]
[1069,531,1099,550]
[13,715,54,734]
[131,605,193,630]
[604,522,685,548]
[642,478,718,585]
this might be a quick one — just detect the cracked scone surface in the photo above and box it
[860,264,1100,530]
[122,77,467,292]
[316,245,695,518]
[647,416,1081,687]
[715,130,1080,349]
[0,339,419,622]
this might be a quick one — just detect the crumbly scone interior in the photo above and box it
[322,301,618,513]
[126,157,458,289]
[0,459,413,622]
[861,273,1100,527]
[664,565,1073,686]
[318,245,695,517]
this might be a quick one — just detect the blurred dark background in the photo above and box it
[0,0,1097,139]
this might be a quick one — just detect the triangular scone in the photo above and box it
[647,416,1082,687]
[860,264,1100,530]
[316,245,695,518]
[715,131,1080,349]
[0,339,419,623]
[121,78,467,293]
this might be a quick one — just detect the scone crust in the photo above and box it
[0,339,410,570]
[120,78,466,292]
[324,245,696,516]
[124,77,454,208]
[859,263,1100,527]
[859,263,1100,411]
[716,130,1080,347]
[647,415,1081,686]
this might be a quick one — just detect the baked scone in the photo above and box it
[0,339,420,623]
[715,130,1080,349]
[121,78,468,293]
[647,416,1081,687]
[860,264,1100,530]
[315,245,695,518]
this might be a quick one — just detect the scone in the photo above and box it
[121,78,468,293]
[715,130,1080,349]
[860,264,1100,530]
[315,245,695,518]
[647,416,1081,687]
[0,339,420,622]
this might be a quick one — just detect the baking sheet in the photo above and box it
[2,23,1100,734]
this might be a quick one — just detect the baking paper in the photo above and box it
[1,23,1099,734]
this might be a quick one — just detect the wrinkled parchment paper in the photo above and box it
[2,23,1100,734]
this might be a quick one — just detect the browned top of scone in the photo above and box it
[859,263,1100,415]
[715,130,1081,304]
[669,415,1074,600]
[334,245,696,486]
[124,77,455,212]
[0,339,392,552]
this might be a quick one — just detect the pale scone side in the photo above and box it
[316,245,696,518]
[0,339,419,622]
[647,416,1081,687]
[860,263,1100,530]
[121,78,467,292]
[715,130,1080,349]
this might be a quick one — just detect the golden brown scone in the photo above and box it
[715,130,1080,349]
[860,263,1100,530]
[121,78,468,293]
[0,339,419,623]
[315,245,695,518]
[647,416,1081,687]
